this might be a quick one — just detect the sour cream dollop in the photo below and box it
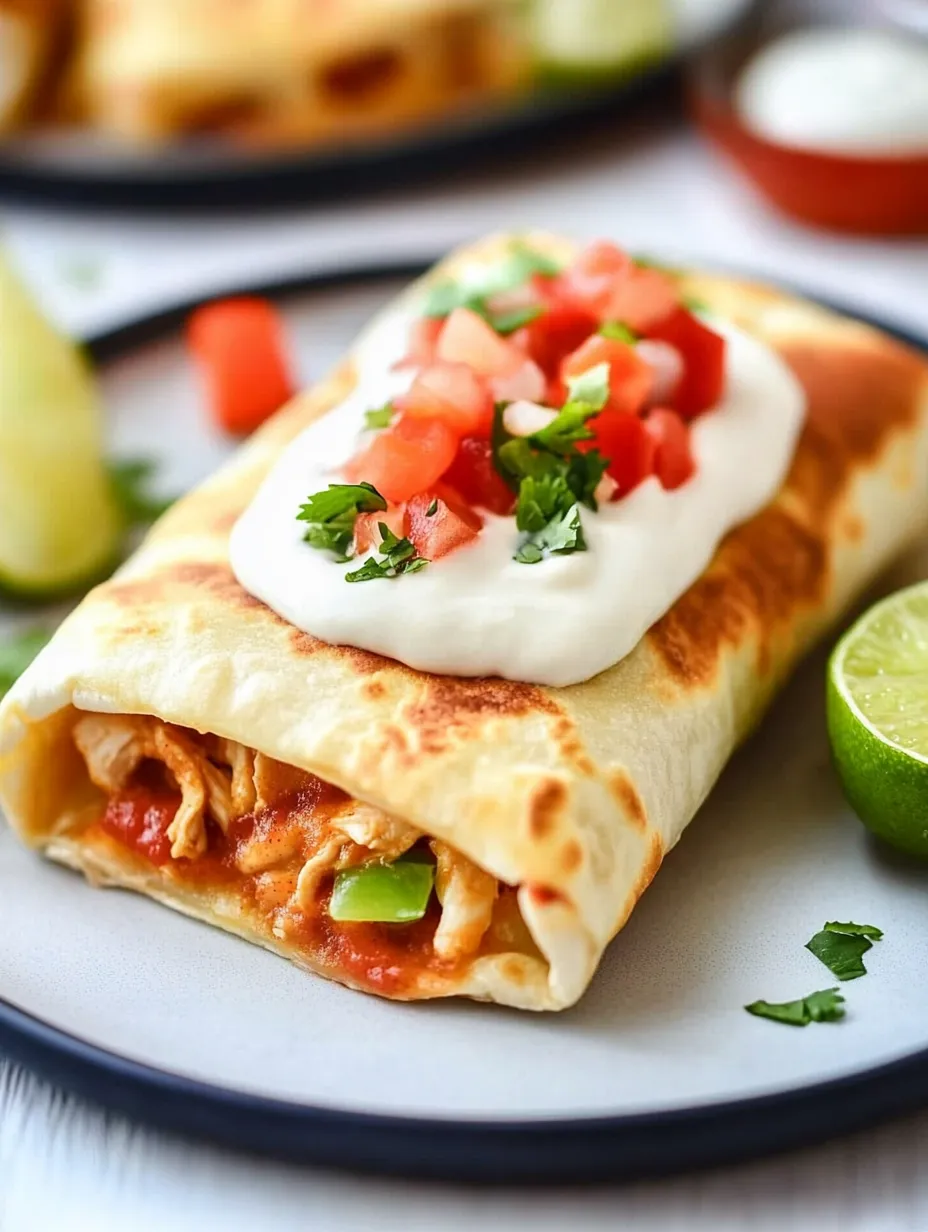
[230,302,806,688]
[736,28,928,156]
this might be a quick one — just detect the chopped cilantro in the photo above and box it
[515,472,574,534]
[599,321,638,344]
[297,482,386,562]
[564,363,610,411]
[422,243,563,320]
[530,401,598,454]
[487,304,545,335]
[422,280,474,319]
[515,504,585,564]
[806,921,883,981]
[108,458,177,526]
[633,254,682,276]
[345,524,427,582]
[425,498,438,517]
[0,629,52,699]
[565,448,609,510]
[683,294,709,314]
[745,988,846,1027]
[492,390,609,566]
[364,403,395,430]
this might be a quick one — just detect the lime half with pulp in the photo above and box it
[0,251,121,598]
[827,580,928,857]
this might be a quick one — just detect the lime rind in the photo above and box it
[0,252,122,596]
[828,580,928,858]
[830,581,928,764]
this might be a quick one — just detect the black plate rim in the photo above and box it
[1,260,927,1185]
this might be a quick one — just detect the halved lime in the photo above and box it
[0,252,121,598]
[827,581,928,857]
[531,0,673,84]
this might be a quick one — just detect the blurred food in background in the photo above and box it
[0,0,65,130]
[0,0,674,152]
[690,3,928,233]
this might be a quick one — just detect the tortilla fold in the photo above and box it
[1,233,927,1010]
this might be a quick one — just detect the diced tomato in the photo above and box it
[395,362,493,435]
[354,504,407,554]
[187,297,295,435]
[648,308,726,418]
[436,307,523,377]
[407,490,482,561]
[645,407,695,489]
[561,335,652,417]
[573,240,634,279]
[602,265,679,333]
[489,358,547,404]
[510,304,599,377]
[443,435,516,515]
[101,788,179,866]
[395,316,444,369]
[582,410,656,496]
[343,415,458,504]
[554,242,637,317]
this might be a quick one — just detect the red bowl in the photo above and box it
[688,25,928,235]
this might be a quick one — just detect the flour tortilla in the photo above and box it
[1,233,927,1010]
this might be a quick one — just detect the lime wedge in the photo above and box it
[531,0,673,84]
[827,580,928,857]
[0,252,121,597]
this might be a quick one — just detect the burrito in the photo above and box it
[1,233,927,1011]
[71,0,527,146]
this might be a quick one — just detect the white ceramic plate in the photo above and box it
[1,270,928,1184]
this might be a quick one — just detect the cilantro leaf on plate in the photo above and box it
[806,920,883,981]
[745,988,846,1027]
[823,921,884,940]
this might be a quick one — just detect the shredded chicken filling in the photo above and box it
[72,713,498,963]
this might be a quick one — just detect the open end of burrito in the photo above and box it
[42,708,551,1003]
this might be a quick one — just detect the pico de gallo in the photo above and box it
[297,240,727,578]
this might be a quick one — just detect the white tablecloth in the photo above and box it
[2,118,927,1232]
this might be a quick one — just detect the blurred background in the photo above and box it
[0,0,927,1228]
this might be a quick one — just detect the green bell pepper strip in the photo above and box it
[329,855,435,924]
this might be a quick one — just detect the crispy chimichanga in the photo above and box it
[1,233,927,1010]
[70,0,528,146]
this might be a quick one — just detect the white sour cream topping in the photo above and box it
[736,29,928,156]
[231,301,806,687]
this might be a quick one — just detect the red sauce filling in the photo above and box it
[92,779,460,995]
[101,788,178,867]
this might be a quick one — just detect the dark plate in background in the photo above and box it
[0,0,753,211]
